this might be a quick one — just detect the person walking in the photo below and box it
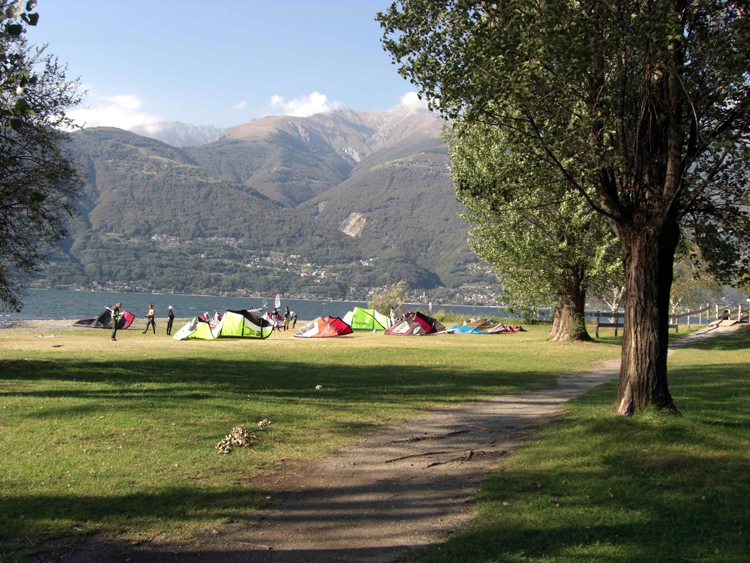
[143,304,156,334]
[283,306,290,331]
[109,302,122,341]
[166,306,174,336]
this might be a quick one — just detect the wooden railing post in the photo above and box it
[595,311,600,339]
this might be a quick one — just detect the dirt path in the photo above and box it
[51,325,743,563]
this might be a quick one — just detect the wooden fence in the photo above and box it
[591,304,747,338]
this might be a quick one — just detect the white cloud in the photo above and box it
[399,91,430,111]
[68,93,163,134]
[270,91,340,117]
[232,100,247,110]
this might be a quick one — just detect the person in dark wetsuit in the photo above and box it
[143,304,156,334]
[110,302,122,341]
[283,306,290,331]
[166,306,174,336]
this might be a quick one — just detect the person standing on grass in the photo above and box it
[143,304,156,334]
[291,310,297,328]
[284,306,290,331]
[166,306,174,336]
[109,302,122,341]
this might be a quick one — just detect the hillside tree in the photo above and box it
[378,0,750,414]
[369,280,410,314]
[0,0,83,310]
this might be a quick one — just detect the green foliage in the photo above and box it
[378,0,750,410]
[446,122,620,316]
[368,280,410,314]
[0,4,83,311]
[670,248,723,313]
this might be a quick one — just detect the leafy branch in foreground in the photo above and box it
[0,0,83,311]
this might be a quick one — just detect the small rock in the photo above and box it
[211,530,219,536]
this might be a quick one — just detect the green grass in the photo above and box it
[409,327,750,563]
[0,324,618,552]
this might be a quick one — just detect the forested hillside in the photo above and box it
[35,107,500,303]
[303,147,489,288]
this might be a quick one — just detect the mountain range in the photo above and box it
[39,105,498,302]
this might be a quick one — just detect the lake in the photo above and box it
[3,289,518,323]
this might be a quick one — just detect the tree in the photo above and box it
[447,122,620,341]
[589,270,626,337]
[0,1,83,310]
[368,280,410,314]
[669,246,722,315]
[378,0,750,414]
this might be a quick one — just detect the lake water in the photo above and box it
[3,289,516,323]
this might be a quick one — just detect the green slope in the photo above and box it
[41,128,443,297]
[303,149,493,287]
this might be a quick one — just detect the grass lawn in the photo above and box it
[410,326,750,563]
[0,323,619,553]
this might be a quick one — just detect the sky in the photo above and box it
[29,1,421,130]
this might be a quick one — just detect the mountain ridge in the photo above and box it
[38,107,499,303]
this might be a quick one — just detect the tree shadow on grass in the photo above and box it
[0,356,560,416]
[413,419,750,563]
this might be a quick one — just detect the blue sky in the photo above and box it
[30,1,416,129]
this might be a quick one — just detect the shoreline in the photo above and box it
[0,317,177,332]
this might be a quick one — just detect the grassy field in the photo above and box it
[0,323,619,553]
[410,326,750,563]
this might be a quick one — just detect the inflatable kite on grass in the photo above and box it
[73,308,135,330]
[384,312,445,336]
[173,310,272,340]
[294,316,353,338]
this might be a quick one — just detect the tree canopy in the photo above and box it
[379,0,750,413]
[0,0,83,310]
[447,121,621,341]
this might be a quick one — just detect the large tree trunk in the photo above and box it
[614,219,680,415]
[549,266,593,342]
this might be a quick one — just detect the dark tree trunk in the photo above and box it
[614,218,680,415]
[549,266,593,342]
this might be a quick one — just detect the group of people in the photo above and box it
[271,306,297,331]
[108,303,174,341]
[108,302,301,340]
[141,304,175,335]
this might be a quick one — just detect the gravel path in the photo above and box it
[35,324,743,563]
